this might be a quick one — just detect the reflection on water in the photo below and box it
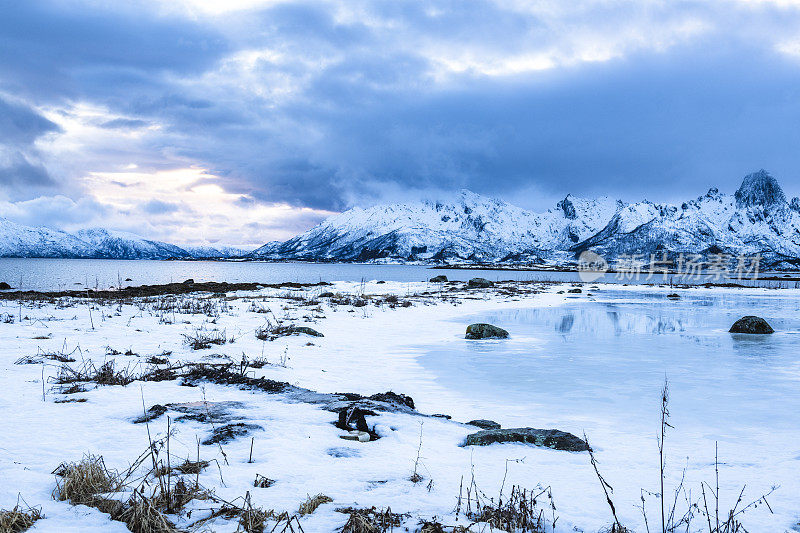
[419,290,800,436]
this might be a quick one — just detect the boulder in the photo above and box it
[291,326,324,337]
[368,391,415,410]
[429,275,448,283]
[467,419,501,430]
[319,292,335,298]
[465,323,509,339]
[202,423,262,445]
[183,278,195,285]
[567,288,582,293]
[667,293,680,299]
[462,428,588,451]
[467,277,494,288]
[729,316,774,334]
[0,282,10,290]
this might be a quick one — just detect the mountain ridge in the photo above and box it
[2,170,800,268]
[251,170,800,269]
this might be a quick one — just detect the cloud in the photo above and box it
[140,199,180,214]
[3,0,800,241]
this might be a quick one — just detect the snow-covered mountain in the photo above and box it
[0,222,247,259]
[75,228,189,260]
[252,170,800,269]
[0,218,98,258]
[252,190,619,262]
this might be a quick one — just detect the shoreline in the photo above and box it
[0,280,796,532]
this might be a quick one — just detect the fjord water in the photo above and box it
[0,258,795,291]
[419,289,800,528]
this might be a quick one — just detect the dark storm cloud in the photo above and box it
[4,0,800,223]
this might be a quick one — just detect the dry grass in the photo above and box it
[172,459,209,475]
[337,507,405,533]
[183,328,230,350]
[52,454,121,505]
[297,493,333,516]
[116,492,176,533]
[0,504,43,533]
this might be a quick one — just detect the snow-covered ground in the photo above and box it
[0,280,797,532]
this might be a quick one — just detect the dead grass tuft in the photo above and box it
[173,459,209,475]
[298,493,333,516]
[0,504,43,533]
[52,454,121,505]
[337,507,405,533]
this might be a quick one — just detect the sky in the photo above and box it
[3,0,800,247]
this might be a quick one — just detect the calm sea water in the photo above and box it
[415,289,800,529]
[0,258,794,291]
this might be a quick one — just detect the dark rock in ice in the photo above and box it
[568,288,582,293]
[467,277,494,288]
[462,428,589,451]
[0,282,11,290]
[368,391,415,410]
[429,275,448,283]
[729,316,774,334]
[465,323,509,339]
[291,326,324,337]
[202,423,262,445]
[133,404,167,424]
[467,419,501,430]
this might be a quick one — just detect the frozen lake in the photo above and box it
[418,288,800,529]
[0,258,795,292]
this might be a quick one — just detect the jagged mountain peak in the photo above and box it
[735,169,786,208]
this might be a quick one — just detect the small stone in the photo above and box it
[202,423,262,445]
[369,391,415,410]
[568,288,582,293]
[729,316,774,334]
[462,428,588,451]
[467,277,494,288]
[467,419,501,430]
[429,275,448,283]
[465,323,509,339]
[291,326,324,337]
[431,413,452,419]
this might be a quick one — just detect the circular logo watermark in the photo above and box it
[577,250,608,282]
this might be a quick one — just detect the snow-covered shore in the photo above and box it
[0,280,797,532]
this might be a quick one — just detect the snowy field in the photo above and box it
[0,280,798,532]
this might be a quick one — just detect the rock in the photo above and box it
[465,323,509,339]
[124,278,132,282]
[183,278,195,285]
[567,288,582,293]
[133,404,167,424]
[337,406,370,433]
[462,428,589,451]
[429,275,448,283]
[169,400,246,424]
[319,292,334,298]
[0,282,11,290]
[291,326,324,337]
[467,419,501,430]
[667,293,680,299]
[376,280,386,284]
[202,423,262,445]
[729,316,774,334]
[467,277,494,288]
[368,391,415,410]
[431,414,452,419]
